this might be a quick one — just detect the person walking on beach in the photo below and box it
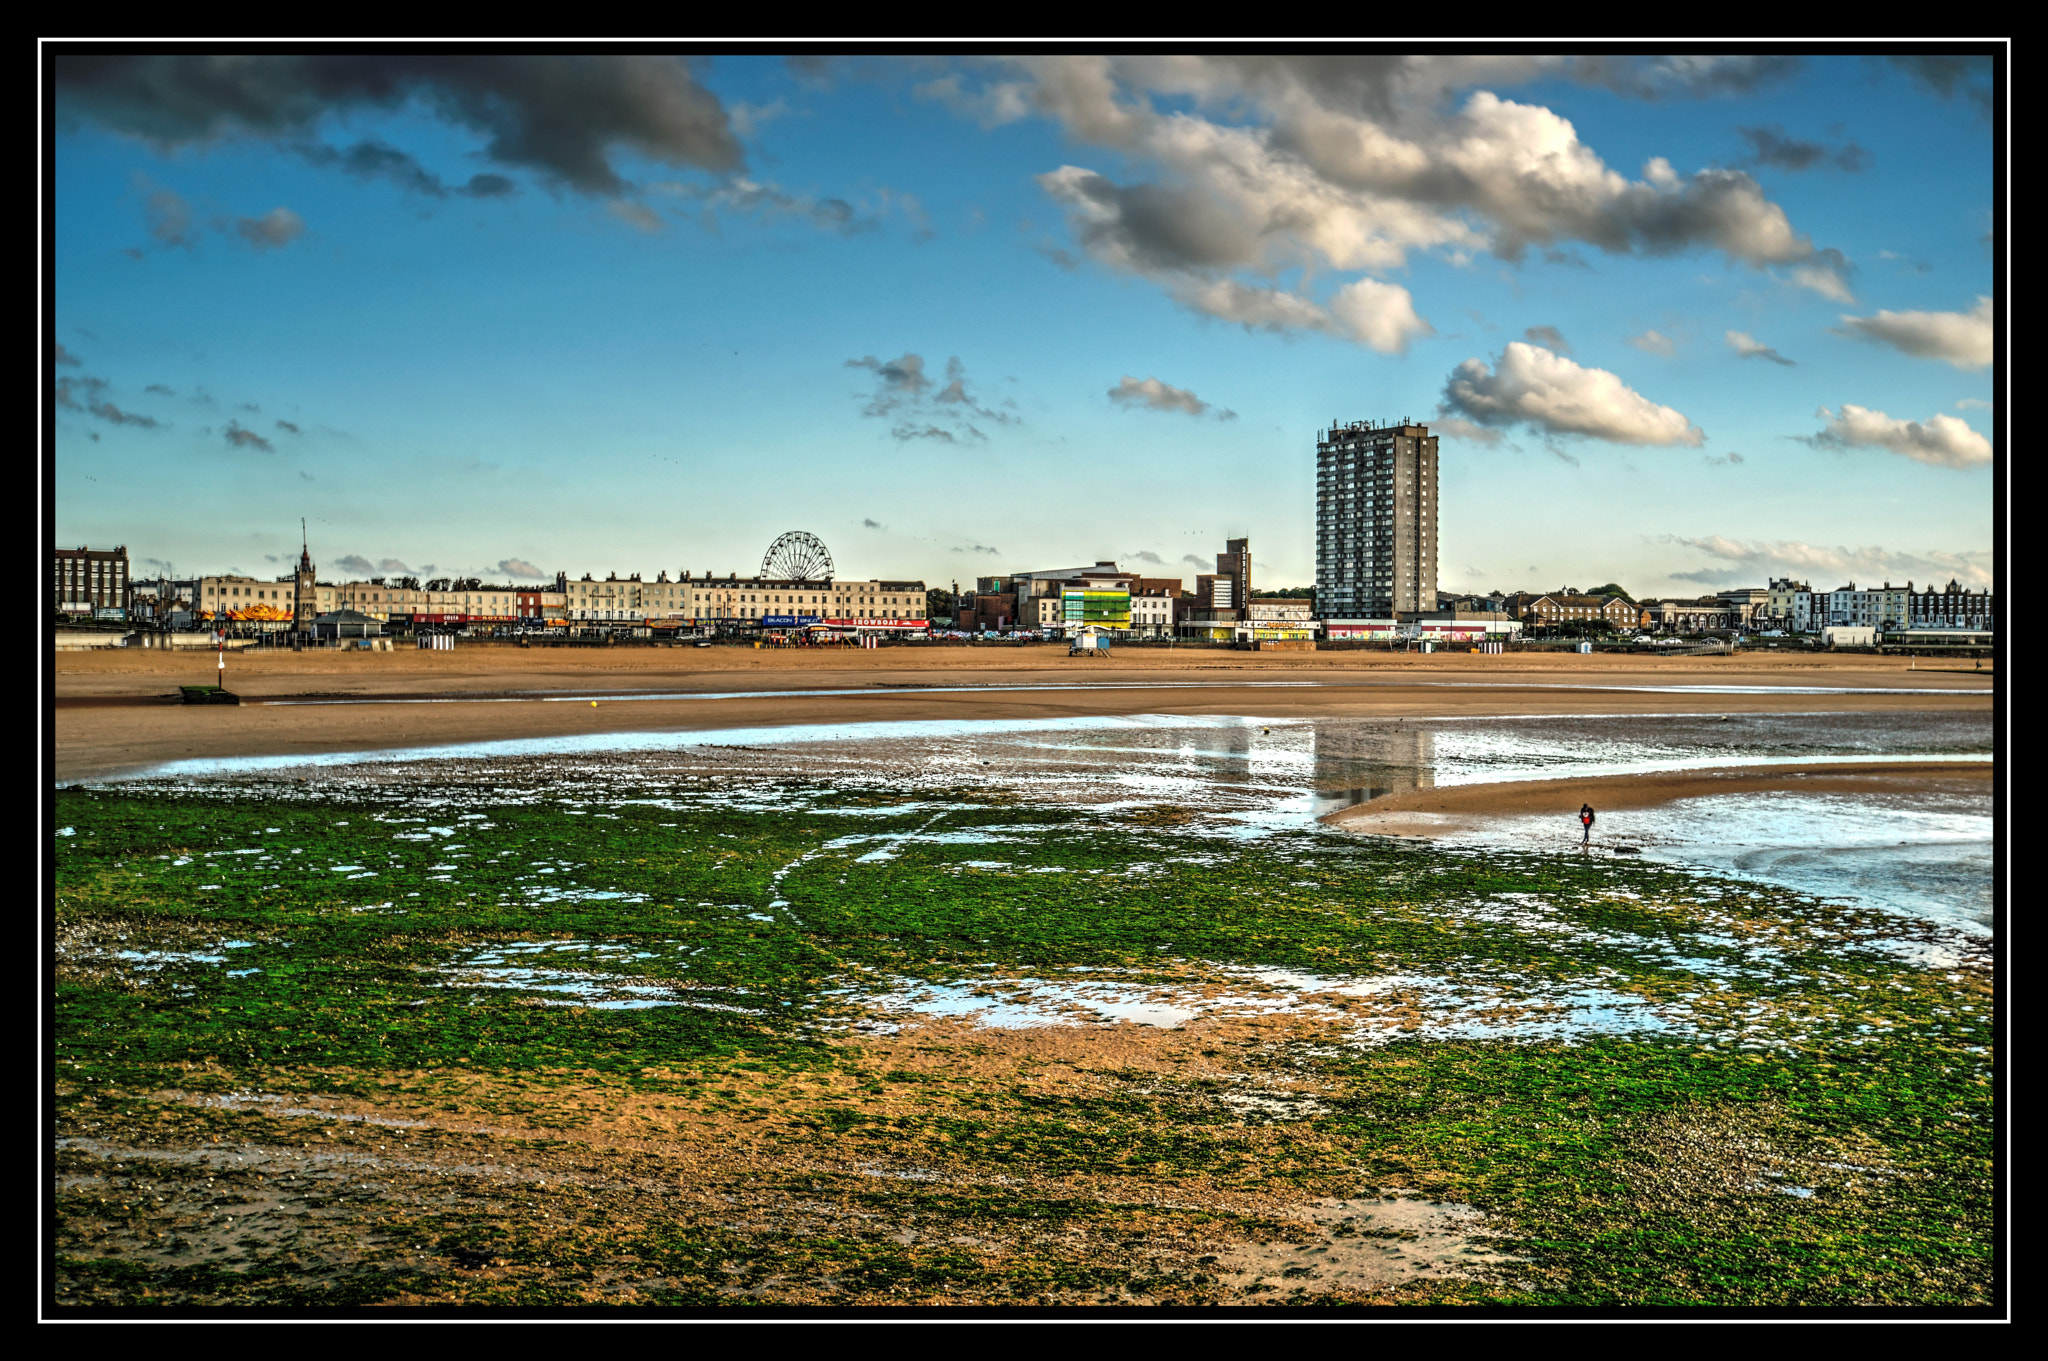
[1579,803,1596,845]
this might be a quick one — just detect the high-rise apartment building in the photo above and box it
[1314,419,1438,617]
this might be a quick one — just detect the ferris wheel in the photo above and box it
[761,531,834,583]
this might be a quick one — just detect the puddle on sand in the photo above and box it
[853,963,1689,1047]
[1211,1196,1526,1297]
[432,939,756,1013]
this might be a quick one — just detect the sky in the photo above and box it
[48,50,2001,598]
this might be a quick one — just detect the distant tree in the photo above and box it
[1588,582,1635,602]
[397,576,420,590]
[1551,619,1621,638]
[452,577,483,591]
[425,578,452,592]
[1252,587,1315,600]
[926,586,956,617]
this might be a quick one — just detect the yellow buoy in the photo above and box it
[591,701,598,707]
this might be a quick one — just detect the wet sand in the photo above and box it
[1324,761,1993,839]
[50,646,1993,784]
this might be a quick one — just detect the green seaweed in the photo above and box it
[51,777,1995,1309]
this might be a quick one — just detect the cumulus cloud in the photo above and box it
[1327,278,1433,353]
[145,383,175,395]
[496,558,547,578]
[1806,404,1991,469]
[1522,324,1569,352]
[56,55,742,196]
[1440,341,1703,446]
[1626,328,1678,358]
[333,554,377,575]
[846,352,1016,443]
[953,59,1841,349]
[1726,330,1795,366]
[1703,450,1745,466]
[1181,553,1210,568]
[1663,533,1992,589]
[378,558,415,574]
[55,342,83,367]
[275,419,301,434]
[862,518,885,529]
[1107,374,1234,418]
[1736,125,1868,173]
[1836,296,1992,370]
[1129,550,1166,565]
[222,420,274,451]
[234,207,305,250]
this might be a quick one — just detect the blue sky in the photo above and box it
[50,52,1999,597]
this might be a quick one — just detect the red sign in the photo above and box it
[823,618,928,629]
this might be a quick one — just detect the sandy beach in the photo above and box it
[50,645,1992,784]
[1323,761,1993,839]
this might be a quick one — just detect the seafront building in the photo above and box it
[53,544,130,618]
[1907,580,1995,631]
[1315,420,1439,619]
[682,576,928,633]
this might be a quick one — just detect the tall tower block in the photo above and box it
[1314,420,1438,618]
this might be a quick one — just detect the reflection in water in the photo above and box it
[118,708,1990,931]
[1310,724,1435,815]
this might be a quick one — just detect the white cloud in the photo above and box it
[1440,342,1703,446]
[1836,296,1993,370]
[1725,330,1794,366]
[1039,65,1824,270]
[1169,276,1335,332]
[1004,60,1832,352]
[1788,250,1855,302]
[1663,534,1992,589]
[1626,328,1677,357]
[1431,415,1505,445]
[1809,404,1992,469]
[1328,278,1433,353]
[1108,375,1233,418]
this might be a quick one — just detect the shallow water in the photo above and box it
[1424,781,1994,932]
[98,708,1993,938]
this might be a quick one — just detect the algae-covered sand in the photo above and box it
[50,735,1994,1309]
